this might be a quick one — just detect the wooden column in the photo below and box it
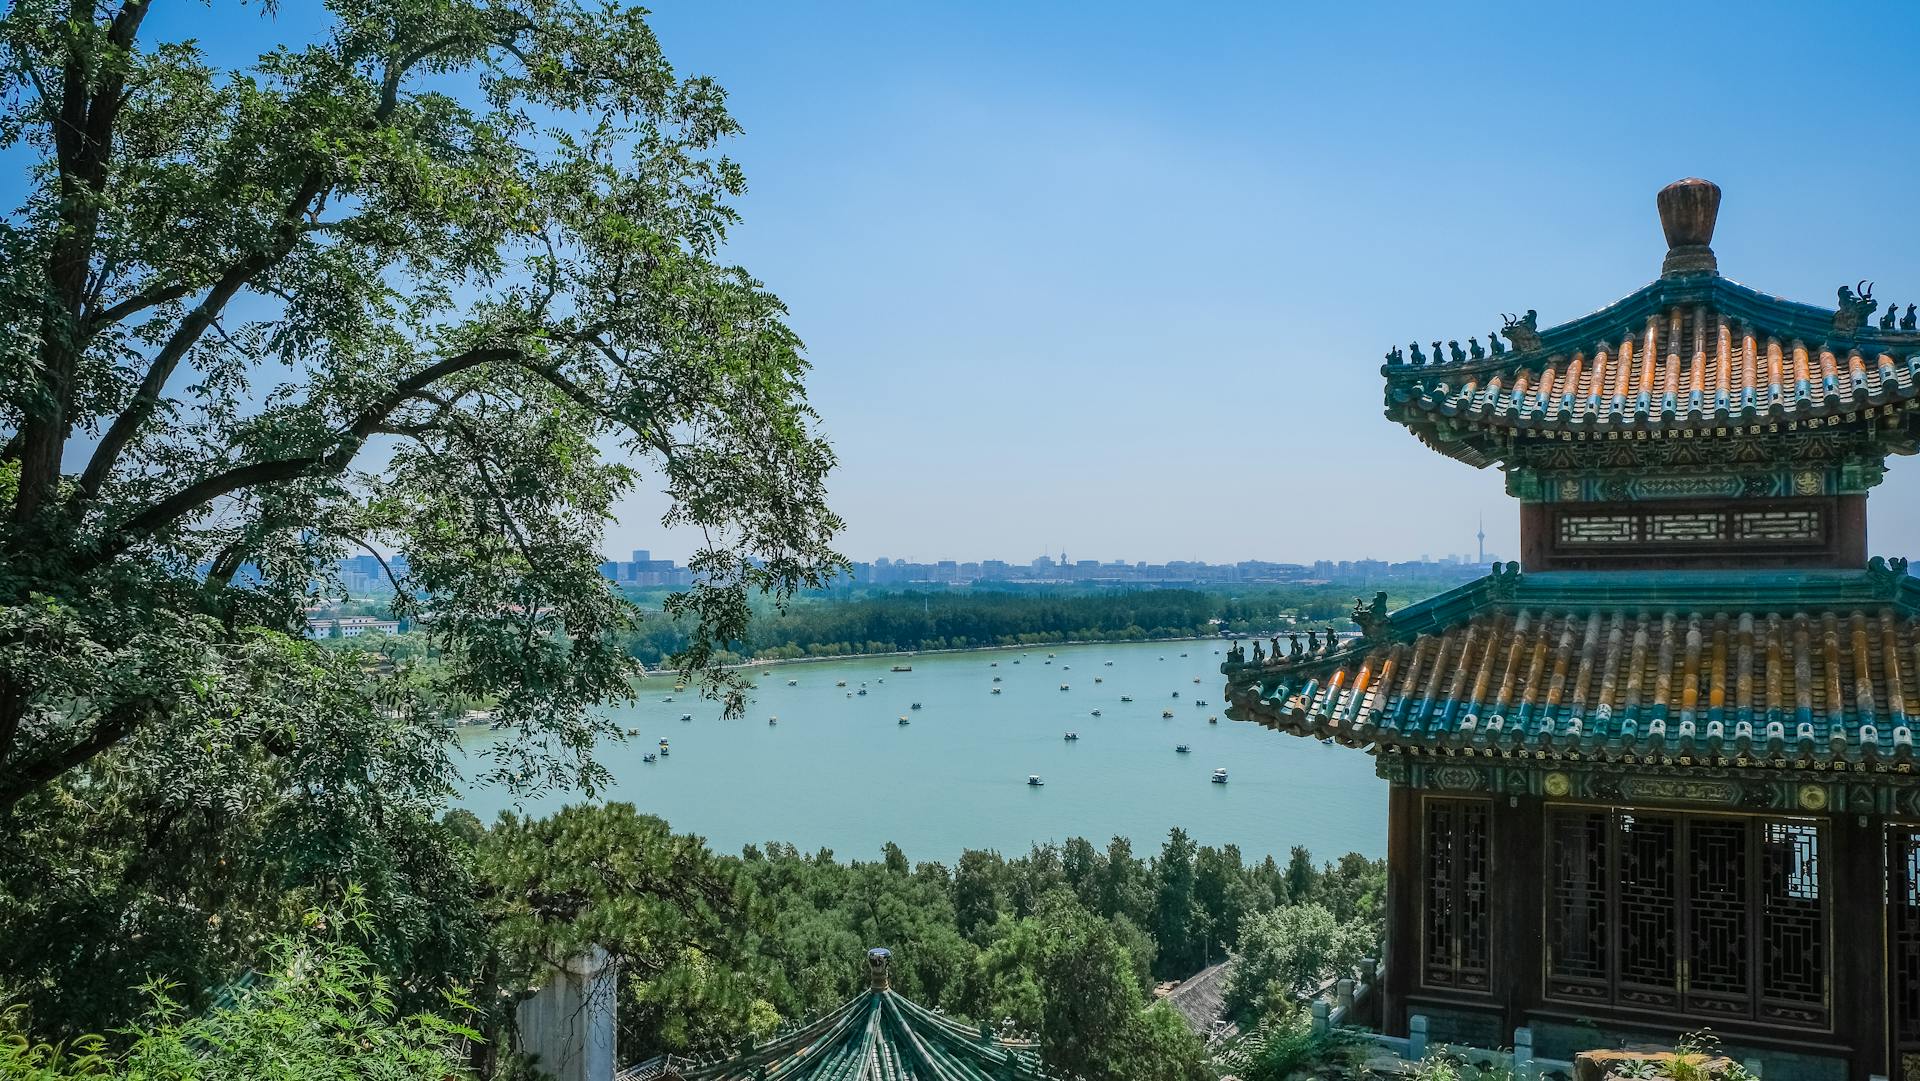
[1494,794,1544,1038]
[1830,813,1887,1080]
[1384,783,1419,1037]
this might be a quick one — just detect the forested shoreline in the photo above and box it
[607,583,1468,667]
[3,798,1382,1081]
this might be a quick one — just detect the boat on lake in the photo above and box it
[642,753,656,763]
[1094,677,1103,683]
[787,679,797,686]
[910,702,922,710]
[1063,732,1078,741]
[1091,709,1102,717]
[836,680,846,687]
[1176,744,1190,754]
[1209,716,1218,723]
[658,739,670,756]
[1211,768,1229,784]
[1172,691,1180,698]
[1059,683,1070,691]
[1162,709,1174,718]
[898,715,910,724]
[1104,661,1113,666]
[992,676,1001,682]
[769,716,778,725]
[857,688,867,696]
[891,664,912,672]
[1120,695,1133,702]
[626,727,639,736]
[991,688,1002,694]
[1027,774,1044,786]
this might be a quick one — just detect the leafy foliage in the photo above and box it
[1216,1008,1367,1081]
[0,636,483,1041]
[0,904,477,1080]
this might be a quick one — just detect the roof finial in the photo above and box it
[867,947,892,991]
[1657,177,1720,278]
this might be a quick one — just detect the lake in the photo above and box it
[456,639,1387,864]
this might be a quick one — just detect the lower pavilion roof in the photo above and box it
[678,988,1050,1081]
[1222,559,1920,767]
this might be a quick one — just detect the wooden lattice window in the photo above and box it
[1889,828,1920,1071]
[1422,798,1491,991]
[1545,809,1828,1029]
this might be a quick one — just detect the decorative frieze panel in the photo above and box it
[1733,509,1824,542]
[1381,753,1919,816]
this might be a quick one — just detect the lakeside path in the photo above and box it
[462,639,1386,866]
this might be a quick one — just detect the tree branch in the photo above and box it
[0,697,155,813]
[78,175,331,502]
[91,345,526,562]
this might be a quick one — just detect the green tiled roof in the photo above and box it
[1222,560,1920,766]
[680,954,1050,1081]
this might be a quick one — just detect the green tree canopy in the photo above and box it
[0,0,842,816]
[1220,903,1374,1022]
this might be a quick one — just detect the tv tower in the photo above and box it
[1477,513,1486,565]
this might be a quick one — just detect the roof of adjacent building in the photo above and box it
[1221,559,1920,767]
[1161,960,1233,1038]
[677,986,1050,1081]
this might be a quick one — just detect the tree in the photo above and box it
[1098,836,1151,927]
[1220,903,1374,1021]
[1318,852,1387,929]
[1152,828,1199,977]
[1031,893,1141,1081]
[0,0,841,818]
[1123,1001,1216,1081]
[473,804,761,1068]
[1283,845,1319,905]
[952,849,1008,943]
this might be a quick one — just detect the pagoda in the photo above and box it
[667,949,1052,1081]
[1221,179,1920,1080]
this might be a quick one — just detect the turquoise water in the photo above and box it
[456,640,1386,864]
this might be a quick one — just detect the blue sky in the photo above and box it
[627,1,1920,565]
[49,3,1920,565]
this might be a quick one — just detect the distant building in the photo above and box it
[306,616,401,639]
